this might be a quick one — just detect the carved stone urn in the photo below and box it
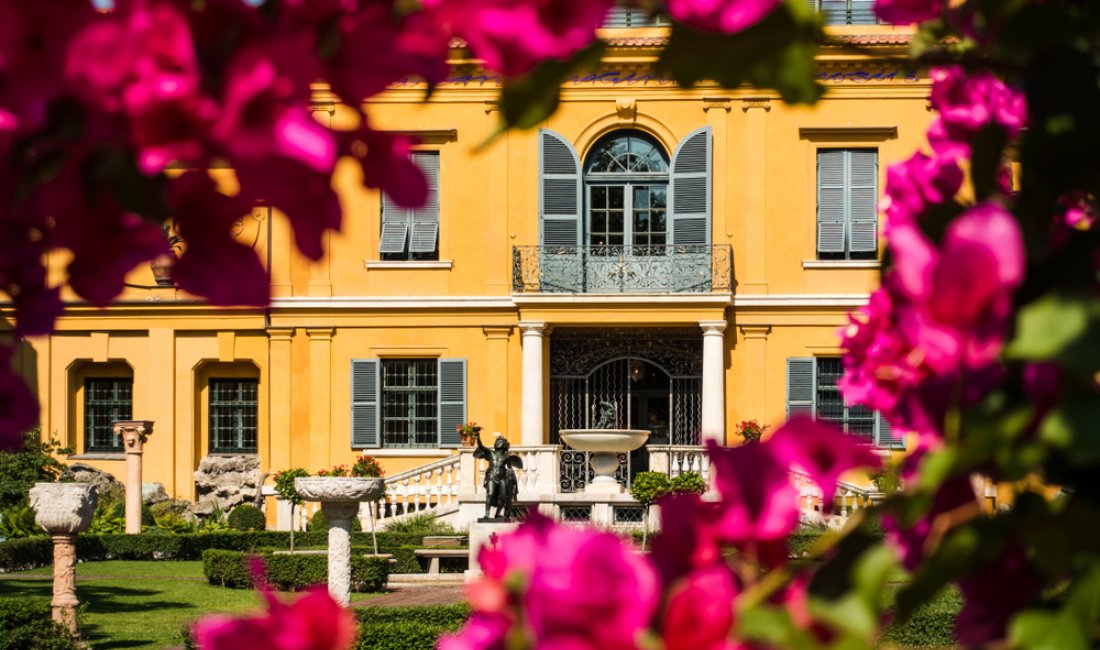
[28,482,99,635]
[294,477,384,605]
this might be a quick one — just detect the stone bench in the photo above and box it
[413,548,468,575]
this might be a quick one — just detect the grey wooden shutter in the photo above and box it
[786,357,816,419]
[538,129,583,248]
[437,359,466,448]
[381,181,410,254]
[848,150,878,253]
[669,126,712,246]
[875,412,904,449]
[409,152,440,254]
[351,360,380,448]
[817,150,846,255]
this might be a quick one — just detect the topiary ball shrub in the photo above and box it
[308,509,362,532]
[669,471,707,496]
[0,599,79,650]
[227,504,267,531]
[629,472,670,508]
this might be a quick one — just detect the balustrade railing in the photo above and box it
[512,244,733,294]
[461,446,561,497]
[376,455,461,520]
[648,445,711,481]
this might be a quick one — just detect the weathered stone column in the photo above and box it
[29,483,98,636]
[295,477,384,606]
[114,420,154,534]
[700,321,727,443]
[519,321,547,447]
[321,501,358,603]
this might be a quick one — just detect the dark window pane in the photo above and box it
[85,377,133,452]
[381,359,439,448]
[209,378,258,453]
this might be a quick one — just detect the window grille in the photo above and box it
[613,506,646,524]
[209,378,258,453]
[560,505,592,522]
[381,359,439,448]
[84,378,132,452]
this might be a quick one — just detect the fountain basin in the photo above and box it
[559,429,649,494]
[559,429,649,453]
[294,477,384,503]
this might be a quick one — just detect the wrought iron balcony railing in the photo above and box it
[808,0,880,25]
[512,244,733,294]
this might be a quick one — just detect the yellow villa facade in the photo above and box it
[8,16,937,524]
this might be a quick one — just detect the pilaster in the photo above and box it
[268,328,295,472]
[741,97,771,293]
[307,328,335,470]
[738,324,772,424]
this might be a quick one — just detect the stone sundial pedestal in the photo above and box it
[294,477,384,606]
[29,482,98,636]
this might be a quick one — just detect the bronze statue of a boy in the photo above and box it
[474,434,523,519]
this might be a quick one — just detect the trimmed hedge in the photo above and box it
[355,605,470,650]
[880,587,961,647]
[0,599,80,650]
[202,549,389,593]
[0,531,426,572]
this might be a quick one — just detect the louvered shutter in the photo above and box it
[437,359,466,448]
[817,150,847,254]
[409,152,440,254]
[848,150,878,253]
[351,360,380,448]
[669,126,712,247]
[538,129,582,248]
[874,412,904,449]
[381,178,410,254]
[786,358,816,419]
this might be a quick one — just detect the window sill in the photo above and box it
[364,260,453,270]
[802,260,881,269]
[352,449,455,458]
[68,453,125,461]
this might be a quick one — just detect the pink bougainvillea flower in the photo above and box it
[770,416,881,511]
[437,612,511,650]
[926,66,1028,157]
[167,172,269,306]
[0,343,38,451]
[880,151,964,228]
[341,126,428,209]
[661,565,738,650]
[195,585,355,650]
[954,544,1041,647]
[705,439,800,545]
[873,0,943,24]
[435,0,613,78]
[882,476,977,570]
[651,493,723,585]
[666,0,781,34]
[469,512,659,650]
[840,203,1025,436]
[1058,191,1097,231]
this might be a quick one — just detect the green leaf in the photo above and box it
[657,0,824,105]
[1010,610,1087,650]
[1005,292,1094,362]
[1039,396,1100,464]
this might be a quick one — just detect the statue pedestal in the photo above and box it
[465,519,519,581]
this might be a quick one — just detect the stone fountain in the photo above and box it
[559,428,649,494]
[294,476,384,605]
[28,482,98,636]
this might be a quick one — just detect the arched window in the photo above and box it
[583,131,670,253]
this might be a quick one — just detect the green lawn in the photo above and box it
[0,561,287,649]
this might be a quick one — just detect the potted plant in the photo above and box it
[351,455,384,478]
[735,419,769,445]
[457,421,483,447]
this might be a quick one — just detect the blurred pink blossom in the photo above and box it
[0,343,37,451]
[873,0,943,24]
[667,0,781,33]
[927,66,1027,157]
[661,565,738,650]
[880,151,964,227]
[955,544,1040,646]
[882,476,976,570]
[705,439,800,546]
[770,416,881,510]
[651,493,723,585]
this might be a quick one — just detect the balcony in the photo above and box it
[512,244,733,294]
[810,0,881,25]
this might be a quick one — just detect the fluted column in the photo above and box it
[700,321,728,443]
[519,322,547,447]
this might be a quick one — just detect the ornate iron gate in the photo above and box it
[549,329,703,492]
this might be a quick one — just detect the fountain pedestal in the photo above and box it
[559,429,650,494]
[294,477,384,605]
[29,483,98,636]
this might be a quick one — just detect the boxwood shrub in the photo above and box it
[355,605,470,650]
[0,531,426,572]
[202,549,389,593]
[0,599,80,650]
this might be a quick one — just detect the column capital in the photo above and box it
[482,325,513,341]
[699,320,728,335]
[702,96,732,112]
[266,327,295,343]
[738,324,772,340]
[306,327,335,341]
[741,97,771,112]
[518,321,548,335]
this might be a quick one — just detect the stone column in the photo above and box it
[519,322,547,447]
[29,483,98,637]
[320,501,359,605]
[700,321,727,443]
[114,420,154,534]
